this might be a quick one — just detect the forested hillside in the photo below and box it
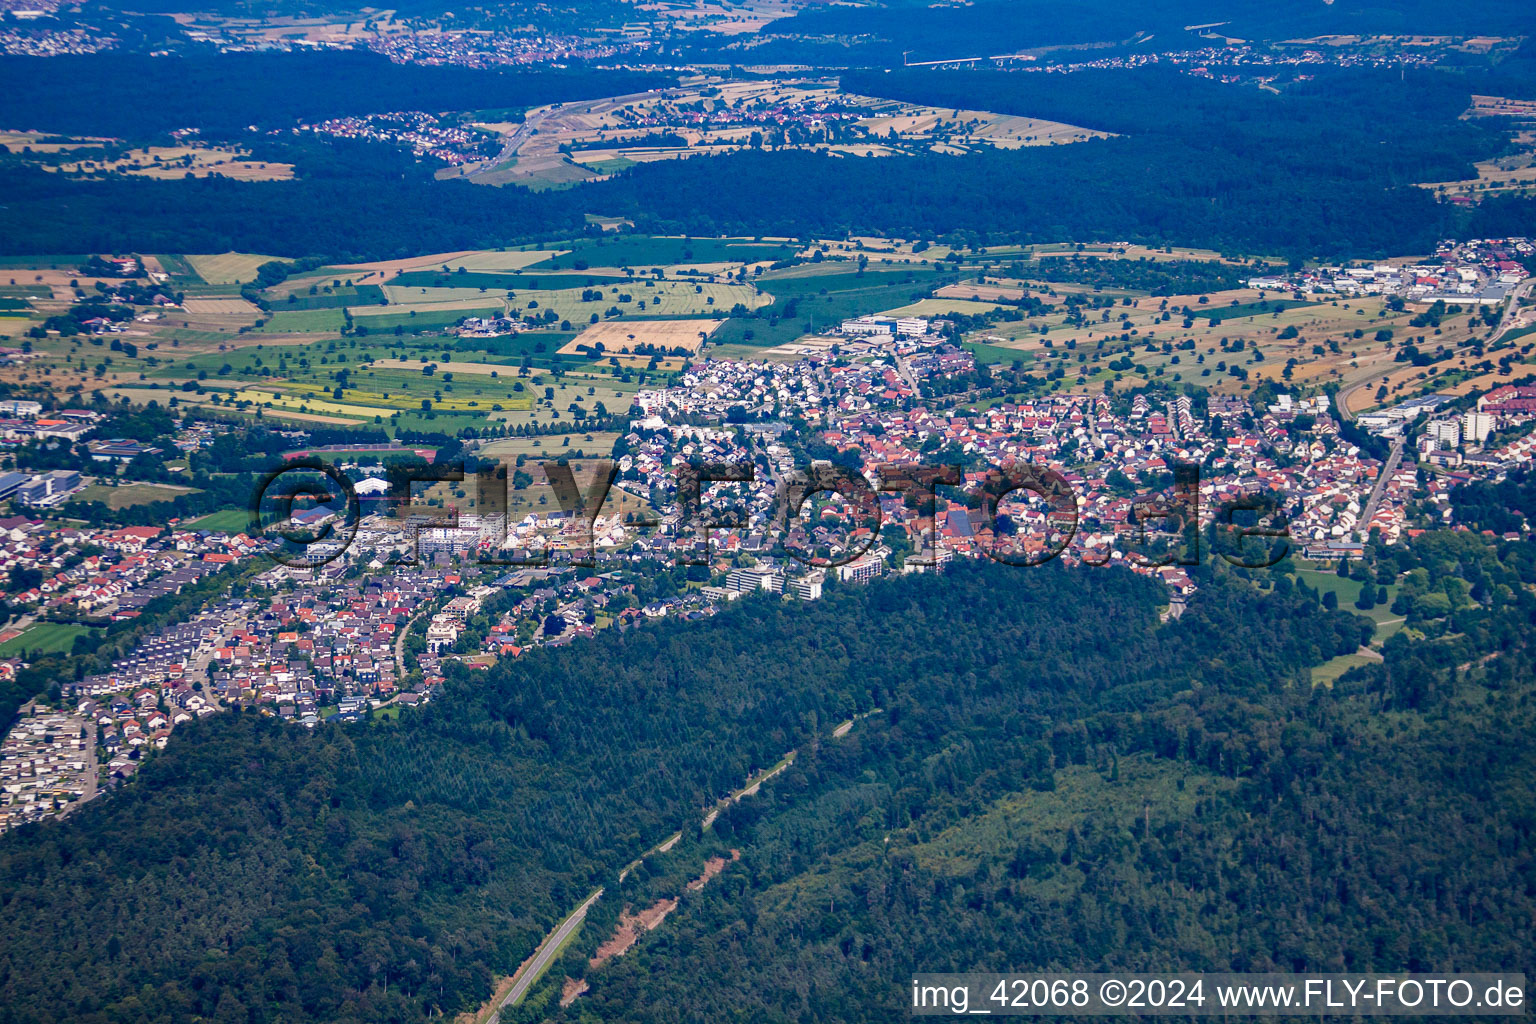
[500,533,1536,1021]
[4,63,1534,259]
[0,53,673,136]
[702,0,1536,66]
[0,562,1362,1024]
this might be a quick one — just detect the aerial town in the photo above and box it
[2,234,1533,833]
[5,1,1536,1015]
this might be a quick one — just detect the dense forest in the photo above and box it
[689,0,1536,67]
[518,532,1536,1021]
[0,561,1364,1024]
[0,53,673,136]
[3,63,1533,260]
[1450,466,1536,534]
[0,161,584,263]
[585,68,1528,256]
[1020,256,1268,295]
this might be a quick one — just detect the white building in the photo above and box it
[836,555,883,584]
[1429,419,1461,449]
[840,316,893,336]
[784,571,824,601]
[1462,411,1494,444]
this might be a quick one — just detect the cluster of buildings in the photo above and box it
[0,704,92,834]
[0,517,245,631]
[0,25,116,56]
[0,404,100,444]
[459,315,523,339]
[615,349,1448,585]
[1249,237,1530,304]
[1356,393,1454,437]
[290,111,498,165]
[635,359,834,420]
[839,314,933,338]
[8,258,1536,831]
[69,563,465,729]
[929,41,1444,76]
[0,468,82,506]
[1356,388,1536,476]
[607,90,865,139]
[363,31,631,68]
[621,354,1534,581]
[1410,385,1536,472]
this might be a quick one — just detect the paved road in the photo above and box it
[1489,276,1536,345]
[1337,274,1534,422]
[485,750,804,1015]
[487,888,604,1023]
[1334,373,1373,423]
[465,87,666,183]
[394,613,418,676]
[478,118,540,173]
[480,721,879,1016]
[893,348,923,399]
[1359,436,1405,536]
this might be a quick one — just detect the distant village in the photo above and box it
[1248,237,1533,304]
[287,111,501,166]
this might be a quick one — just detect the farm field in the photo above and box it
[0,132,112,154]
[299,249,568,283]
[957,242,1262,265]
[376,280,760,324]
[350,306,504,333]
[1311,652,1379,687]
[27,243,783,382]
[1421,129,1536,197]
[12,235,1450,440]
[561,319,723,357]
[149,305,264,334]
[133,243,786,352]
[184,252,281,285]
[883,297,1007,317]
[165,8,411,47]
[254,309,349,334]
[489,374,640,431]
[1197,299,1319,323]
[0,255,92,270]
[354,294,506,316]
[711,263,958,349]
[954,280,1480,402]
[478,432,620,460]
[229,389,399,420]
[182,298,261,315]
[527,236,797,271]
[1441,359,1536,397]
[648,0,798,35]
[265,284,386,309]
[127,332,647,431]
[49,145,294,181]
[368,358,522,376]
[935,283,1027,302]
[963,339,1034,367]
[101,387,363,425]
[388,271,629,291]
[76,482,199,509]
[848,100,1111,151]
